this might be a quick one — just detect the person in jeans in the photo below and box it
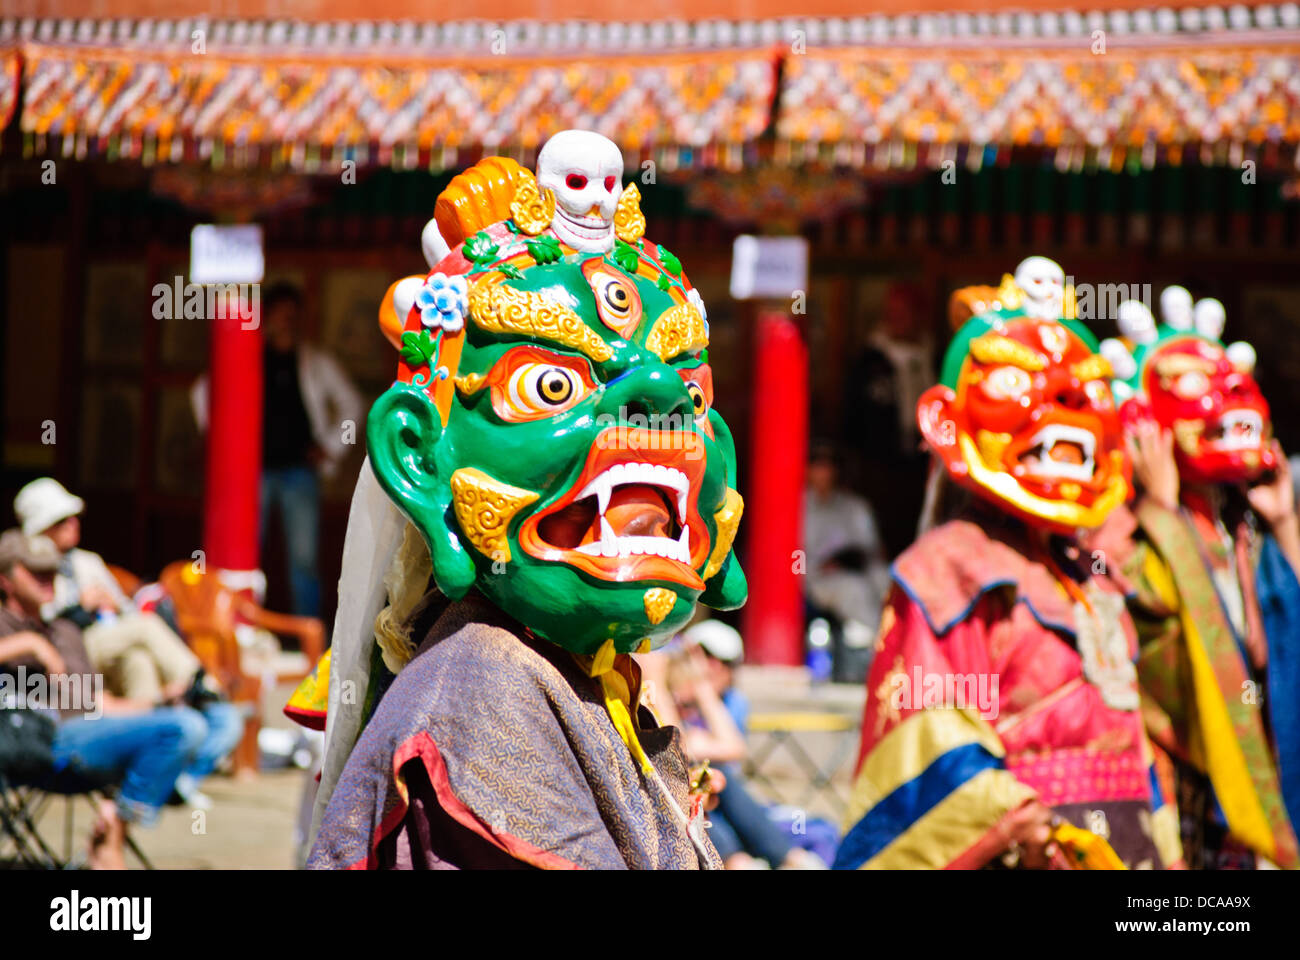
[647,621,826,869]
[15,477,201,703]
[14,482,244,807]
[0,529,206,868]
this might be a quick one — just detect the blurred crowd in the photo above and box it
[1,479,242,868]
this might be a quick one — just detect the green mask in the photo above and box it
[367,156,747,656]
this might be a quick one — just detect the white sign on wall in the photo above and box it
[190,224,265,285]
[729,235,809,301]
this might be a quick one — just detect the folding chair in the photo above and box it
[0,770,61,867]
[741,711,861,820]
[0,766,154,870]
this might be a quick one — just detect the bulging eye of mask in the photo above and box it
[366,133,747,657]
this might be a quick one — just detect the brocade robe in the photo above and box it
[1113,497,1300,868]
[834,515,1180,870]
[309,592,718,869]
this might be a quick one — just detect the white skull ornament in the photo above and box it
[1013,256,1066,321]
[1116,299,1158,345]
[1193,297,1226,341]
[1159,285,1194,331]
[536,130,624,254]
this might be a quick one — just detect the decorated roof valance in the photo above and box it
[0,49,17,132]
[1,11,1299,170]
[777,45,1300,161]
[13,44,776,169]
[3,8,1297,56]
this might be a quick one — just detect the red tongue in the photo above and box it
[604,485,672,539]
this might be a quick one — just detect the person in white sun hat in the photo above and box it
[14,477,86,539]
[13,478,201,704]
[666,619,827,870]
[14,477,245,808]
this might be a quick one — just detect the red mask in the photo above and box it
[1122,337,1275,485]
[919,315,1129,534]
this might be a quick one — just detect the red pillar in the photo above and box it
[203,292,262,575]
[742,309,808,666]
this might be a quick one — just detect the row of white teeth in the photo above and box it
[575,462,690,522]
[572,462,691,563]
[1212,410,1262,450]
[1024,424,1096,482]
[575,523,692,563]
[557,209,612,238]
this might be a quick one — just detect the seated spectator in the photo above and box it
[802,444,890,653]
[0,529,207,868]
[651,620,826,870]
[15,478,200,703]
[13,479,244,807]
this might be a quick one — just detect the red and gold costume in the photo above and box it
[1101,292,1300,868]
[835,261,1181,870]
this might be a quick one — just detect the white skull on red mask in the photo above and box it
[1014,256,1066,321]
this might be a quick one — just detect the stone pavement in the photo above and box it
[30,767,308,870]
[23,679,312,870]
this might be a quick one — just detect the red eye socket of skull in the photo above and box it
[604,176,616,191]
[566,174,588,190]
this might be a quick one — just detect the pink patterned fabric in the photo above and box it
[1005,746,1149,807]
